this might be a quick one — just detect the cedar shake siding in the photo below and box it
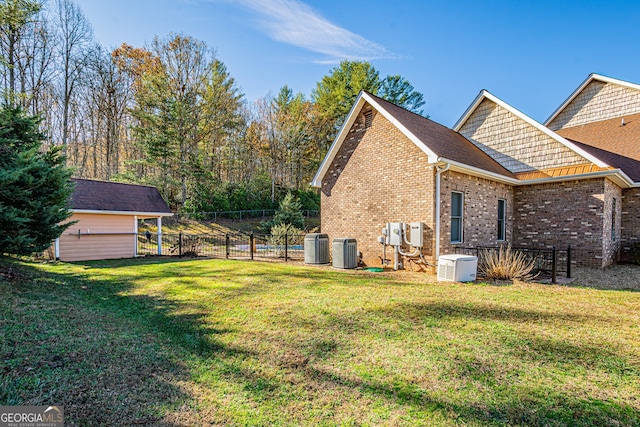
[548,80,640,131]
[458,97,589,173]
[321,105,436,267]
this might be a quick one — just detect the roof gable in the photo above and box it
[70,179,172,214]
[312,91,515,187]
[454,90,608,173]
[546,74,640,130]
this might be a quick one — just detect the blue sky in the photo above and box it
[74,0,640,126]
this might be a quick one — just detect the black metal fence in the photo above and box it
[172,209,319,221]
[137,232,307,261]
[454,245,572,283]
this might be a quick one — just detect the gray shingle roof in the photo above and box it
[70,179,172,214]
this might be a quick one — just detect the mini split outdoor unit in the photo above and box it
[437,254,478,282]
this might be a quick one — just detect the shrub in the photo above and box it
[261,192,305,232]
[268,223,304,256]
[479,246,536,281]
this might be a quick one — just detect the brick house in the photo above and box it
[311,74,640,268]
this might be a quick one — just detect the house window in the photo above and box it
[611,198,617,240]
[451,192,463,243]
[497,199,506,241]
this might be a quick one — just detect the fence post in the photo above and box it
[250,233,254,260]
[225,233,230,259]
[285,233,289,262]
[567,245,572,278]
[552,247,557,284]
[179,232,183,258]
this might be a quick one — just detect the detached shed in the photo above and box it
[56,179,172,262]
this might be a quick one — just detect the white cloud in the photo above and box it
[232,0,399,63]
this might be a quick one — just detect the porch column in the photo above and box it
[134,216,138,257]
[54,238,60,260]
[157,216,163,255]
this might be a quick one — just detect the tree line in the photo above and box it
[1,0,426,213]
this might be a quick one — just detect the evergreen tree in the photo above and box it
[0,105,74,255]
[272,192,305,230]
[261,191,305,233]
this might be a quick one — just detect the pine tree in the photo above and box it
[272,192,305,230]
[260,192,306,233]
[0,105,74,255]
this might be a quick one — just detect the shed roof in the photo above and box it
[70,178,172,215]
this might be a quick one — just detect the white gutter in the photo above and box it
[518,168,635,188]
[440,158,519,185]
[440,158,636,188]
[434,162,450,261]
[72,209,173,217]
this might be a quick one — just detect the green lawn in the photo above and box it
[1,257,639,426]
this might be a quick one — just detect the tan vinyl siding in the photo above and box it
[548,80,640,130]
[458,98,588,173]
[59,213,136,261]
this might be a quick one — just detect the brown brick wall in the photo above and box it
[513,178,611,267]
[439,170,514,255]
[603,179,623,265]
[320,106,630,269]
[320,105,436,267]
[621,187,640,260]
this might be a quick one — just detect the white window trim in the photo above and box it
[451,191,464,244]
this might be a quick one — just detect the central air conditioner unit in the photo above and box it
[437,254,478,282]
[304,233,329,264]
[332,238,357,269]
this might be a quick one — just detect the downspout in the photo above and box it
[134,215,138,257]
[157,216,163,256]
[434,162,450,262]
